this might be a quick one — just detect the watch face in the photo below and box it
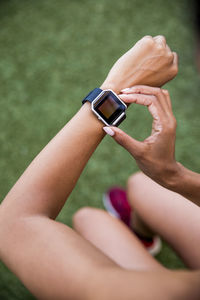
[93,91,126,125]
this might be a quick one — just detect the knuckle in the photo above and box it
[155,35,166,41]
[160,35,166,42]
[165,117,177,131]
[167,52,174,61]
[155,43,164,50]
[162,89,169,96]
[152,87,162,96]
[154,36,167,49]
[172,116,177,128]
[173,51,178,60]
[143,36,154,45]
[143,35,153,40]
[172,64,178,75]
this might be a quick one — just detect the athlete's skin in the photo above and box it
[1,36,199,300]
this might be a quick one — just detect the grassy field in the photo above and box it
[0,0,200,299]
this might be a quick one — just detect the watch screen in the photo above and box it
[97,95,120,118]
[94,91,126,125]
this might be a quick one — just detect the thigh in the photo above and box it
[128,172,200,269]
[1,215,197,300]
[0,215,118,300]
[73,207,163,271]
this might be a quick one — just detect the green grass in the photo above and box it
[0,0,199,298]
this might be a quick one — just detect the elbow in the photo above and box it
[0,203,15,257]
[0,202,28,259]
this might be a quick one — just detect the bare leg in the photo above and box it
[73,207,163,271]
[127,172,200,269]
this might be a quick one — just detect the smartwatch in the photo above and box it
[82,88,127,126]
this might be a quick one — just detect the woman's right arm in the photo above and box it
[104,85,200,206]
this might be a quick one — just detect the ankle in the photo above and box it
[130,212,154,239]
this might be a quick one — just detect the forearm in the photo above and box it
[164,162,200,206]
[1,102,105,219]
[1,35,178,219]
[0,77,138,219]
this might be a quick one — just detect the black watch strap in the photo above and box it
[82,88,102,104]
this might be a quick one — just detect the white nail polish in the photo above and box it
[103,127,115,136]
[121,88,130,92]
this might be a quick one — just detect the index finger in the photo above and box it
[119,93,164,123]
[120,93,156,106]
[121,85,162,95]
[121,85,171,112]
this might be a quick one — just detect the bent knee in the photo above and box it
[73,207,106,233]
[127,172,154,209]
[73,207,94,230]
[127,172,148,190]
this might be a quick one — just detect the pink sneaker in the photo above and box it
[103,187,162,256]
[103,187,132,226]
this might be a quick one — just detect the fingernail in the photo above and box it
[119,93,129,97]
[121,88,130,92]
[103,127,115,136]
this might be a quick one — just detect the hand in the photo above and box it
[101,36,178,94]
[103,85,180,188]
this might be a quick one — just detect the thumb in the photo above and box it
[103,126,145,158]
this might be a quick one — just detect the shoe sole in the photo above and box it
[103,193,121,219]
[147,236,162,256]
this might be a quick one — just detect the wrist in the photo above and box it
[100,81,120,94]
[100,76,143,94]
[161,162,184,191]
[80,102,105,132]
